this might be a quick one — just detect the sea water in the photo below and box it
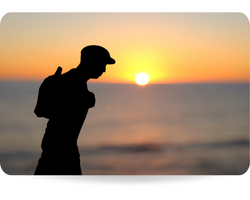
[0,82,249,175]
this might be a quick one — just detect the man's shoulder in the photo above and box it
[62,68,77,77]
[60,68,87,90]
[60,68,78,82]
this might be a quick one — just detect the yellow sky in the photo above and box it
[0,13,249,83]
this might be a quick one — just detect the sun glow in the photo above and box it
[135,73,150,85]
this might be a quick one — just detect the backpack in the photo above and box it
[34,67,62,119]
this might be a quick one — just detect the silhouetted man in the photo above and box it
[34,45,115,175]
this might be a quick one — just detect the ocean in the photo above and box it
[0,82,249,175]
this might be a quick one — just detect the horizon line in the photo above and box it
[0,80,249,85]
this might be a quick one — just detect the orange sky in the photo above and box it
[0,13,249,83]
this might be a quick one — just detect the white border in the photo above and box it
[0,1,249,200]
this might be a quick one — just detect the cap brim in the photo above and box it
[107,57,115,64]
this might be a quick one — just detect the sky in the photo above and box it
[0,13,249,84]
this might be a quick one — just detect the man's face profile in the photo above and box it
[89,62,107,79]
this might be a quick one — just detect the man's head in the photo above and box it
[79,45,115,79]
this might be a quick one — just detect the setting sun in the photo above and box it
[135,73,150,85]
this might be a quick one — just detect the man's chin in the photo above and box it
[91,75,101,79]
